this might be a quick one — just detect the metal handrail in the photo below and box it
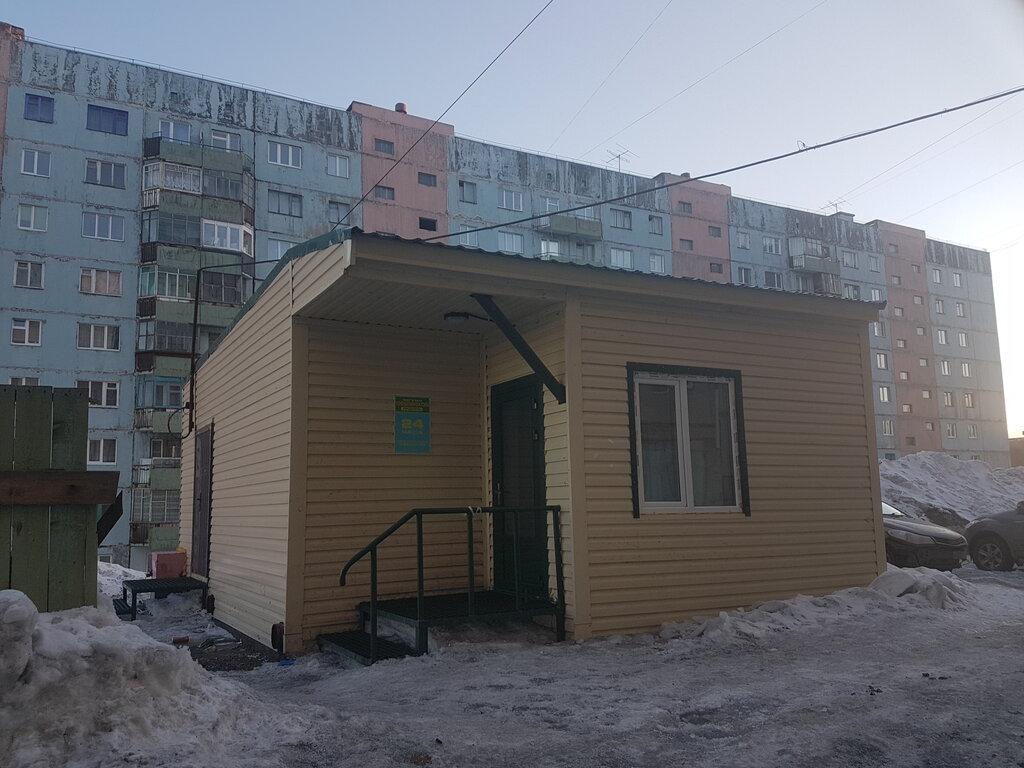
[338,505,563,662]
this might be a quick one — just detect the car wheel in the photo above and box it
[970,536,1013,571]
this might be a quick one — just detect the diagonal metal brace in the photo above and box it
[471,293,566,404]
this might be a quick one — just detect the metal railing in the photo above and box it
[339,505,564,662]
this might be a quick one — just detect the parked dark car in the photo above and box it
[964,502,1024,571]
[882,502,967,570]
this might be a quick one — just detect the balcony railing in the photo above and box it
[533,212,603,239]
[791,254,840,275]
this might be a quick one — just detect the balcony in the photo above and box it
[134,408,182,432]
[132,465,151,486]
[143,136,253,176]
[791,254,840,275]
[533,213,603,240]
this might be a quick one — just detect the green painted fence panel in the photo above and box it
[0,387,15,592]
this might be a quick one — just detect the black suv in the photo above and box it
[965,502,1024,571]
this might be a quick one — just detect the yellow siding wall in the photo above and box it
[482,308,574,630]
[301,320,485,643]
[180,270,295,648]
[577,293,881,637]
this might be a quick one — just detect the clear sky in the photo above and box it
[5,0,1023,436]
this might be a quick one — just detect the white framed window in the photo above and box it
[945,423,956,439]
[868,255,880,272]
[872,321,885,337]
[80,268,122,296]
[499,189,523,211]
[12,319,41,346]
[78,323,119,351]
[891,275,902,286]
[373,138,395,154]
[679,239,694,252]
[913,295,923,305]
[964,392,975,408]
[650,253,667,274]
[708,225,722,238]
[85,158,127,188]
[958,331,968,347]
[955,302,965,318]
[630,366,746,514]
[843,284,860,300]
[373,185,395,200]
[921,389,931,399]
[328,200,350,225]
[737,267,754,286]
[937,329,948,345]
[327,153,350,178]
[539,239,561,259]
[841,251,858,268]
[901,404,913,414]
[267,238,294,262]
[610,209,633,230]
[896,339,907,348]
[268,189,303,217]
[931,268,942,283]
[934,298,944,314]
[878,385,891,403]
[870,288,882,301]
[132,489,181,524]
[21,148,51,177]
[610,247,633,269]
[418,172,437,187]
[151,436,182,460]
[540,196,559,213]
[940,360,951,376]
[893,307,904,318]
[736,232,750,249]
[915,326,926,336]
[765,271,783,289]
[968,424,978,439]
[143,162,201,194]
[76,380,119,407]
[82,212,125,241]
[942,391,953,407]
[952,272,963,288]
[678,201,693,214]
[763,236,781,254]
[498,231,523,254]
[201,219,253,255]
[458,180,477,204]
[881,419,895,436]
[918,357,928,367]
[14,261,43,289]
[210,129,241,151]
[912,264,921,274]
[268,140,302,168]
[925,422,935,431]
[154,380,184,408]
[961,362,972,377]
[88,438,116,464]
[899,371,909,381]
[649,215,663,235]
[17,203,47,231]
[139,266,193,299]
[457,225,479,248]
[10,377,40,385]
[875,353,888,370]
[160,119,191,144]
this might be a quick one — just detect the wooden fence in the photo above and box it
[0,386,118,611]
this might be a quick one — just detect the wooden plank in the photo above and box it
[10,388,53,609]
[0,386,16,590]
[0,471,119,505]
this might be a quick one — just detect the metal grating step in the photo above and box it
[112,597,131,617]
[317,630,417,666]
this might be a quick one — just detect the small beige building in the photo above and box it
[180,229,885,656]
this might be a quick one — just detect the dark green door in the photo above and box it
[491,376,548,598]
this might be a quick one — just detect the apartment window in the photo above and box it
[961,362,972,377]
[881,419,894,436]
[931,268,942,284]
[14,261,43,289]
[649,215,664,235]
[82,212,125,241]
[608,209,631,230]
[945,423,957,439]
[328,200,350,225]
[895,339,906,348]
[919,357,929,367]
[373,185,395,200]
[201,220,253,255]
[875,353,888,370]
[458,180,477,204]
[87,105,128,135]
[199,272,244,304]
[709,262,724,274]
[906,436,917,447]
[610,248,633,269]
[869,255,880,272]
[872,321,886,337]
[913,295,923,305]
[210,129,240,151]
[268,189,303,217]
[678,201,693,214]
[737,267,754,286]
[964,393,975,408]
[679,239,694,251]
[841,251,858,268]
[85,159,127,188]
[765,271,783,289]
[940,361,951,376]
[892,276,905,287]
[937,329,948,345]
[899,371,909,381]
[943,391,953,407]
[934,298,945,314]
[88,438,117,465]
[21,148,51,177]
[267,239,295,263]
[321,153,351,179]
[498,188,524,212]
[952,272,963,288]
[925,422,935,431]
[498,231,523,254]
[143,162,201,194]
[137,321,192,353]
[968,424,978,440]
[17,203,48,231]
[870,288,882,301]
[629,366,747,514]
[893,307,904,317]
[132,489,181,525]
[457,225,479,248]
[418,172,438,187]
[958,331,968,348]
[708,225,722,238]
[921,390,931,399]
[268,140,302,168]
[912,264,921,274]
[12,319,41,346]
[78,323,119,351]
[915,326,926,336]
[419,217,438,232]
[139,266,193,299]
[154,380,184,408]
[10,377,39,386]
[76,380,119,407]
[650,253,667,274]
[374,138,395,154]
[887,244,899,254]
[843,284,861,300]
[24,93,55,123]
[955,302,965,318]
[80,268,122,296]
[151,437,182,460]
[540,239,561,258]
[901,404,913,414]
[159,119,191,144]
[879,386,891,403]
[202,169,246,201]
[763,236,782,254]
[736,232,750,249]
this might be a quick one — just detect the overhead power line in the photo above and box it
[331,0,555,232]
[898,156,1024,223]
[419,84,1024,243]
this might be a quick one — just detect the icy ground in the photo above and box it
[4,565,1024,768]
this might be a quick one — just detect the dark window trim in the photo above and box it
[625,362,751,519]
[24,93,55,123]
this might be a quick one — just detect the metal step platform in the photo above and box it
[317,630,417,665]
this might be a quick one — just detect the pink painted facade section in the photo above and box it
[349,101,452,239]
[656,173,732,283]
[0,23,25,183]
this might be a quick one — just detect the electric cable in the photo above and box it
[898,156,1024,223]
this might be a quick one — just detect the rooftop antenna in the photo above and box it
[823,198,847,214]
[605,144,637,173]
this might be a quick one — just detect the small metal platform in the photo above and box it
[317,630,417,665]
[358,590,559,628]
[120,576,209,621]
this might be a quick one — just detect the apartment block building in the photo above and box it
[0,22,1008,566]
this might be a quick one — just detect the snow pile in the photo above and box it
[96,560,146,597]
[0,590,325,768]
[660,567,973,644]
[880,451,1024,525]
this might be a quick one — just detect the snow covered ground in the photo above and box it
[4,564,1024,767]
